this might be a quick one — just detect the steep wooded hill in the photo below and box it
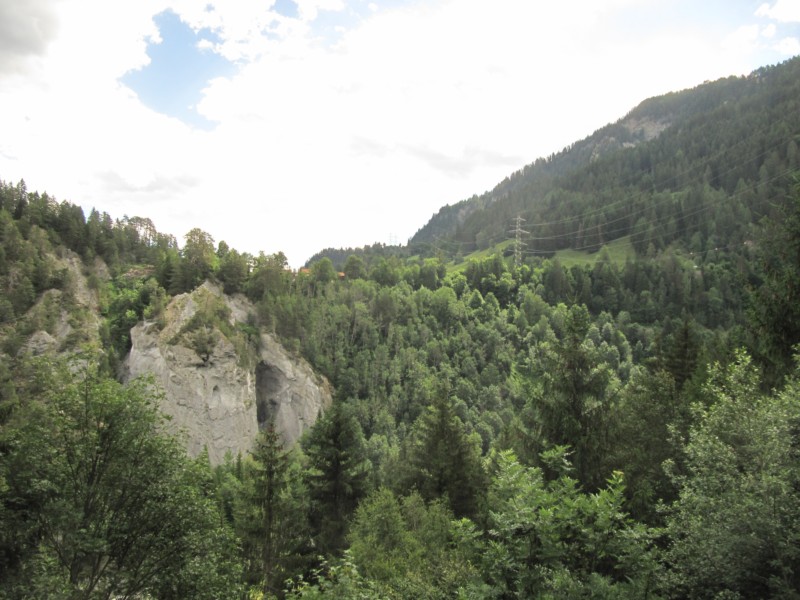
[410,57,800,260]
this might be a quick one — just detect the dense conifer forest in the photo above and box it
[2,58,800,598]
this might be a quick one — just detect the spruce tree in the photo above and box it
[236,425,308,596]
[303,403,371,556]
[401,392,486,519]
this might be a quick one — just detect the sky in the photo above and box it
[1,0,799,267]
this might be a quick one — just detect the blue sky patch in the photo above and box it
[273,0,299,19]
[121,10,235,130]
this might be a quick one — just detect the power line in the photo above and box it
[509,215,529,269]
[525,164,795,246]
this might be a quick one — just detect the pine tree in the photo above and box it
[532,304,618,490]
[236,425,308,596]
[750,177,800,385]
[303,403,371,555]
[401,393,486,519]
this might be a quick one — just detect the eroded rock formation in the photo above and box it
[124,282,331,464]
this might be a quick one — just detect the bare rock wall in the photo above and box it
[124,282,331,464]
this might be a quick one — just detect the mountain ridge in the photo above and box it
[406,58,800,262]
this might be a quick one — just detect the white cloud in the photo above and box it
[49,0,165,80]
[723,24,762,54]
[295,0,346,21]
[756,0,800,23]
[0,0,795,266]
[776,36,800,54]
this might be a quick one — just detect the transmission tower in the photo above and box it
[509,215,529,269]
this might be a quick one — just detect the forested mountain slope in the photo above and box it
[411,57,800,261]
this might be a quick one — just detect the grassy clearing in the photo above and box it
[450,236,635,271]
[554,236,635,268]
[449,240,514,272]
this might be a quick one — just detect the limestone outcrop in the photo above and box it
[20,251,105,357]
[124,282,331,464]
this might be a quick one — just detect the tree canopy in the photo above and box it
[0,360,241,599]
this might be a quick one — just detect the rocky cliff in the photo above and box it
[19,250,106,357]
[124,282,331,464]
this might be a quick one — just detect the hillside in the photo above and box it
[410,57,800,262]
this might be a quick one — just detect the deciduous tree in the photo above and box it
[0,360,241,599]
[664,351,800,598]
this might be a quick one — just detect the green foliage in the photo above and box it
[749,177,800,384]
[303,403,372,556]
[348,488,419,582]
[480,449,661,598]
[0,206,64,324]
[103,274,167,358]
[286,554,384,599]
[343,255,367,280]
[400,393,487,519]
[0,359,242,599]
[174,286,259,368]
[189,324,219,365]
[369,257,401,287]
[311,257,338,288]
[663,351,800,598]
[217,243,250,294]
[176,227,218,292]
[610,367,684,522]
[247,251,291,302]
[554,236,636,269]
[3,61,800,598]
[233,426,311,596]
[347,488,482,597]
[514,304,622,490]
[412,58,800,268]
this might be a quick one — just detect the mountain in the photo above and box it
[409,57,800,261]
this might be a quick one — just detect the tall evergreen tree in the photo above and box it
[401,392,486,519]
[236,426,309,596]
[660,314,701,391]
[750,177,800,385]
[531,304,618,490]
[303,403,371,556]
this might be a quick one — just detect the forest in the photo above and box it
[2,57,800,599]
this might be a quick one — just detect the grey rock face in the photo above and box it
[257,332,333,447]
[125,282,331,464]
